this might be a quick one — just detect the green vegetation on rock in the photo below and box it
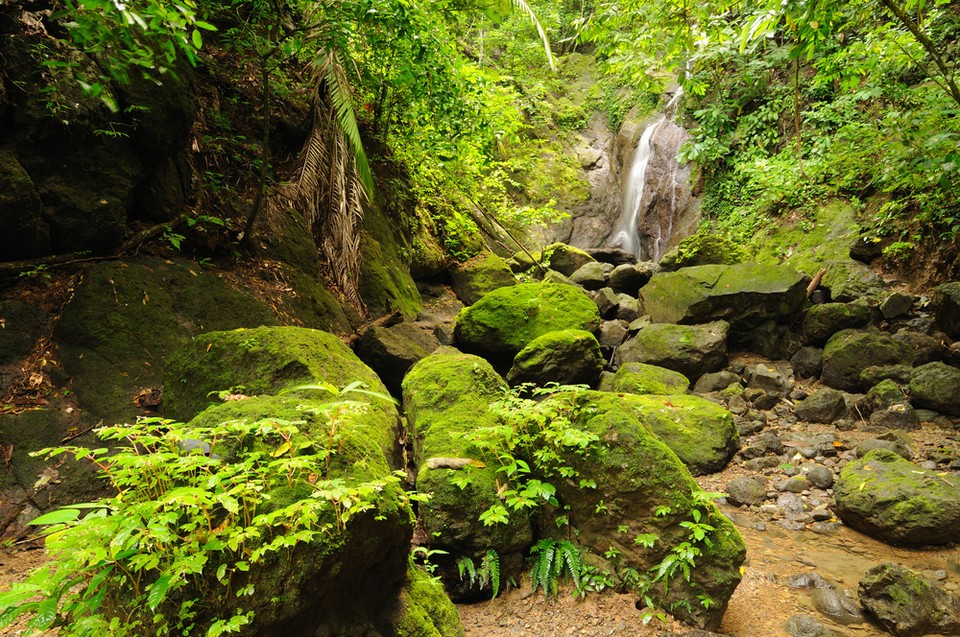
[659,233,749,270]
[599,362,690,395]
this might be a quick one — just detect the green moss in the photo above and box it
[281,266,354,334]
[803,300,871,344]
[454,281,600,360]
[822,329,913,392]
[162,326,394,431]
[395,562,464,637]
[600,362,690,395]
[450,252,517,305]
[507,329,603,387]
[659,233,749,270]
[541,243,595,276]
[753,201,859,276]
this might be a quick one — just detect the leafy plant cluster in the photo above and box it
[0,399,409,636]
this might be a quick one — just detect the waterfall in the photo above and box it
[609,91,689,261]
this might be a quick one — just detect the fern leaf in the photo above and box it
[484,550,500,599]
[560,542,581,591]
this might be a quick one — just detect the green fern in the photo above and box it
[458,550,502,599]
[528,539,583,597]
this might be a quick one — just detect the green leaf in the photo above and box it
[28,508,80,526]
[191,28,202,49]
[147,574,173,611]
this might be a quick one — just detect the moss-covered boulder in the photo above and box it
[658,233,749,271]
[56,258,277,426]
[542,243,596,276]
[834,449,960,545]
[821,259,888,303]
[821,330,913,392]
[453,281,600,361]
[858,563,960,637]
[803,301,872,345]
[795,388,848,424]
[537,391,745,629]
[639,263,807,349]
[506,329,603,387]
[909,362,960,416]
[402,348,532,598]
[163,327,398,461]
[393,562,465,637]
[754,202,860,276]
[866,379,908,414]
[450,253,517,305]
[174,394,415,636]
[931,282,960,340]
[599,362,690,395]
[615,322,729,380]
[621,393,740,475]
[359,199,423,319]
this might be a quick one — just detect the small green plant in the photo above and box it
[528,538,583,597]
[0,385,409,635]
[457,550,501,599]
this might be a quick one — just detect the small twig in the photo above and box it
[60,423,101,444]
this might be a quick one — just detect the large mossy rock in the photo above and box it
[614,322,729,380]
[56,258,277,425]
[392,562,465,637]
[620,393,740,475]
[834,449,960,545]
[910,362,960,417]
[453,281,600,361]
[754,202,860,277]
[506,329,603,387]
[177,395,415,636]
[639,263,806,348]
[858,563,960,637]
[539,391,745,629]
[450,253,517,305]
[821,260,888,303]
[599,362,690,395]
[820,330,913,392]
[803,301,872,345]
[163,327,398,461]
[795,388,848,424]
[658,233,749,271]
[402,348,532,598]
[359,197,423,319]
[931,282,960,339]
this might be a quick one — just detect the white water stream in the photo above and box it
[610,90,684,261]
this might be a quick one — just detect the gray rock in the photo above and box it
[893,329,945,365]
[910,361,960,416]
[570,261,608,290]
[855,438,912,460]
[608,263,649,295]
[812,587,864,625]
[745,456,780,471]
[778,478,808,493]
[881,292,914,319]
[597,320,629,350]
[725,476,767,507]
[791,346,824,379]
[796,389,848,424]
[859,563,960,636]
[821,330,913,392]
[869,404,921,431]
[615,294,640,322]
[860,364,913,388]
[356,324,433,396]
[693,371,741,394]
[746,361,794,394]
[785,573,832,589]
[803,465,834,489]
[592,287,620,319]
[931,281,960,339]
[803,301,872,346]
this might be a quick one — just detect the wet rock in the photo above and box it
[859,563,960,636]
[893,330,945,365]
[507,330,603,387]
[850,234,886,262]
[931,281,960,339]
[821,330,913,392]
[821,259,888,303]
[737,419,766,437]
[811,587,864,625]
[811,507,833,521]
[803,465,834,489]
[836,449,960,545]
[869,404,920,431]
[796,389,848,424]
[586,247,637,266]
[785,573,832,589]
[693,371,741,394]
[725,476,767,507]
[357,324,433,396]
[803,301,871,346]
[747,389,781,410]
[614,321,729,381]
[881,292,914,319]
[570,261,608,290]
[909,361,960,416]
[792,347,824,379]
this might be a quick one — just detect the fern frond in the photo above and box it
[559,541,582,591]
[484,550,500,599]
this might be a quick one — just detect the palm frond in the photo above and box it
[504,0,556,71]
[318,52,374,197]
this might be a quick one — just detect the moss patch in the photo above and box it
[599,362,690,395]
[753,201,860,276]
[659,233,748,270]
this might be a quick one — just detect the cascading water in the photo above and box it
[609,91,691,261]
